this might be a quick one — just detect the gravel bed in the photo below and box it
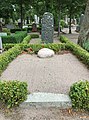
[0,106,89,120]
[0,53,89,94]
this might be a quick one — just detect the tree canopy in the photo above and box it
[0,0,87,30]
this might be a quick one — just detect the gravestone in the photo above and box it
[41,12,54,43]
[32,23,37,32]
[80,14,84,26]
[6,24,15,29]
[65,15,68,24]
[0,37,2,53]
[76,14,85,32]
[34,15,38,24]
[0,33,7,36]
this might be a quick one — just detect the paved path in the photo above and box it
[30,36,60,44]
[29,29,79,44]
[62,33,79,44]
[0,53,89,94]
[61,27,79,44]
[29,32,60,44]
[30,38,42,44]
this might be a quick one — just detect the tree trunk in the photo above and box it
[78,0,89,46]
[27,17,29,24]
[58,4,61,36]
[45,1,49,12]
[20,0,23,30]
[69,7,72,34]
[58,14,60,36]
[0,22,2,32]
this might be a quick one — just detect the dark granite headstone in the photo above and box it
[41,12,54,43]
[32,23,37,32]
[6,24,15,29]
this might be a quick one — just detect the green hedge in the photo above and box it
[60,36,89,67]
[60,35,69,43]
[10,28,27,33]
[0,44,22,75]
[0,80,28,108]
[69,80,89,111]
[2,31,27,44]
[20,43,66,54]
[30,33,39,38]
[22,35,31,44]
[83,41,89,52]
[3,44,15,51]
[3,35,31,51]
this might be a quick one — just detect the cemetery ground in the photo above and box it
[0,53,89,94]
[0,28,89,119]
[0,106,89,120]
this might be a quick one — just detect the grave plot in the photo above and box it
[0,53,89,94]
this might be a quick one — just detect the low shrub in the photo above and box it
[43,43,66,53]
[83,41,89,52]
[0,44,22,75]
[2,35,16,44]
[60,35,69,43]
[69,80,89,111]
[10,28,27,33]
[3,44,15,51]
[30,33,39,38]
[0,80,28,108]
[60,36,89,67]
[2,31,27,44]
[22,35,31,44]
[60,20,67,29]
[20,43,66,54]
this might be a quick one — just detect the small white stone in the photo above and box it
[37,48,55,58]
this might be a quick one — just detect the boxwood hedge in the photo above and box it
[2,31,27,44]
[22,35,31,44]
[3,34,31,51]
[20,43,66,54]
[30,33,39,38]
[3,44,15,51]
[0,44,22,75]
[69,80,89,111]
[0,80,28,108]
[60,35,89,67]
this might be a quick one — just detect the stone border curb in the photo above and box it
[20,92,72,109]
